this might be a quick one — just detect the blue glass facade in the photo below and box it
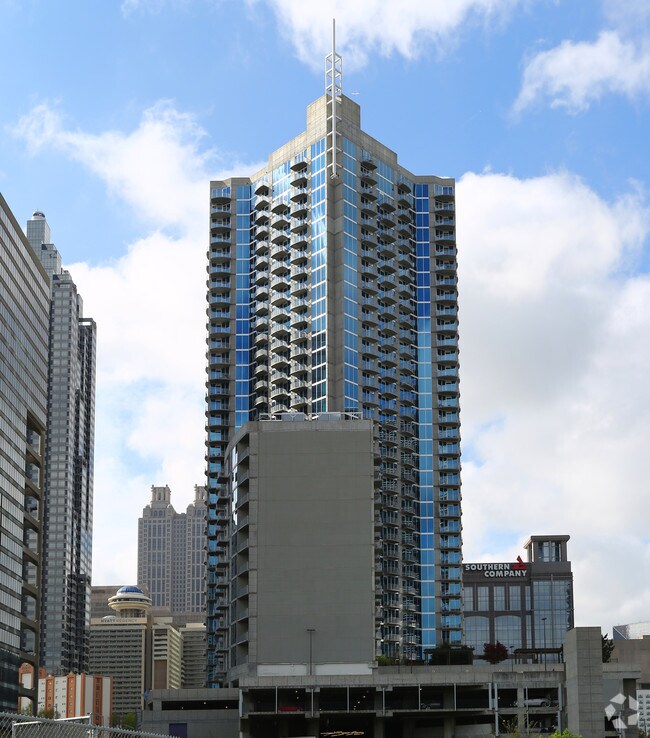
[415,183,436,650]
[235,185,252,430]
[342,138,359,413]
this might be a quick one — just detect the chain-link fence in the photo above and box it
[0,713,170,738]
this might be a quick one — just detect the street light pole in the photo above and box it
[307,628,315,676]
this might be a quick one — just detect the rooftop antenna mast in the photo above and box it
[325,18,342,179]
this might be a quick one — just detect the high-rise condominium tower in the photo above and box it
[26,211,97,674]
[0,194,49,710]
[138,484,207,614]
[206,85,461,685]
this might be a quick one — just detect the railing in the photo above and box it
[0,712,170,738]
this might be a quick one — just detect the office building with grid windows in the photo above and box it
[205,88,461,686]
[0,194,49,710]
[25,211,97,676]
[138,484,207,615]
[463,535,574,664]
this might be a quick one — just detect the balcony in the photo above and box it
[377,258,396,274]
[271,275,291,293]
[254,181,270,196]
[271,212,291,230]
[270,322,290,340]
[291,311,310,329]
[255,224,269,240]
[377,196,396,214]
[436,336,458,348]
[360,169,378,186]
[291,158,308,172]
[270,291,291,308]
[377,290,397,305]
[291,328,310,344]
[271,195,291,213]
[287,357,308,376]
[254,284,269,302]
[378,351,398,368]
[270,230,290,246]
[254,239,269,256]
[360,183,377,200]
[253,346,268,363]
[291,187,309,203]
[435,260,456,274]
[290,172,309,188]
[397,191,414,207]
[270,260,290,277]
[291,268,309,286]
[377,273,395,290]
[291,197,309,219]
[290,247,309,265]
[378,214,396,229]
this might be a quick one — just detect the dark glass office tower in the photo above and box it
[205,93,461,685]
[0,194,49,709]
[26,212,96,675]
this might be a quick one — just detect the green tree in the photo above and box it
[602,633,614,663]
[376,654,398,666]
[37,708,58,719]
[111,712,137,729]
[122,712,137,729]
[500,716,541,737]
[550,730,582,738]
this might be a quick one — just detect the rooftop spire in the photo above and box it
[325,18,342,178]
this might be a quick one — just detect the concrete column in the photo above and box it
[443,714,455,738]
[374,716,385,738]
[564,627,604,738]
[402,717,415,738]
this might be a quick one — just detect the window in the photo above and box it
[509,585,521,611]
[494,586,505,611]
[477,586,489,611]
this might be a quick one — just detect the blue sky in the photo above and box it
[1,0,649,632]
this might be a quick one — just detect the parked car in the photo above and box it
[512,698,552,707]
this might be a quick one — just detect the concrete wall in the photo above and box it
[564,627,604,738]
[254,420,376,672]
[613,636,650,683]
[142,688,239,738]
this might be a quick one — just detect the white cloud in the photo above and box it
[514,1,650,114]
[457,170,650,629]
[13,101,262,585]
[14,101,210,231]
[255,0,524,70]
[514,30,650,113]
[603,0,650,34]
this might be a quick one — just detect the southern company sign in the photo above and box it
[464,556,528,578]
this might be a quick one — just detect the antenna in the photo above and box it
[325,18,342,178]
